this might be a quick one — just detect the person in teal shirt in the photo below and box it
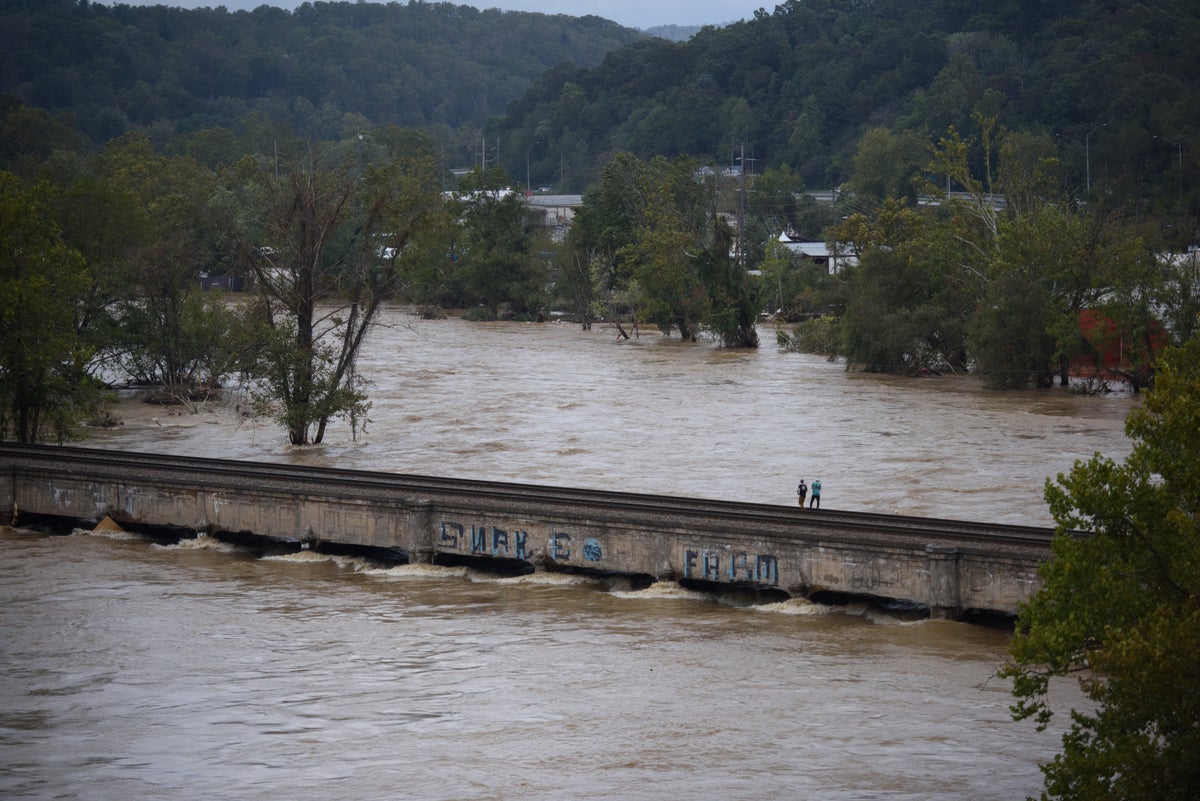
[809,479,822,508]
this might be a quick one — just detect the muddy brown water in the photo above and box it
[4,308,1124,799]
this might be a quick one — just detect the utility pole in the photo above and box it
[831,186,838,275]
[736,143,755,267]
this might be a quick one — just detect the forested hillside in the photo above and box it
[0,0,640,146]
[4,0,1200,448]
[5,0,1196,223]
[495,0,1199,226]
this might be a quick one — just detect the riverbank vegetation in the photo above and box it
[830,118,1183,390]
[1003,338,1200,801]
[2,0,1199,445]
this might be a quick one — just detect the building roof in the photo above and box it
[524,194,583,207]
[777,232,833,258]
[775,232,857,272]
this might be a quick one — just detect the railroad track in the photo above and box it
[2,443,1056,551]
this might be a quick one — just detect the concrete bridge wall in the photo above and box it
[1,445,1053,619]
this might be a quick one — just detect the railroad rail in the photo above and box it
[2,444,1056,620]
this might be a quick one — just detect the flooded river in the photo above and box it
[2,309,1128,799]
[88,306,1134,527]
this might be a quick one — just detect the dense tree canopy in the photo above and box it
[0,0,640,152]
[826,118,1187,389]
[0,174,97,442]
[1002,338,1200,800]
[492,0,1199,232]
[838,199,971,374]
[566,153,758,346]
[446,167,548,319]
[5,0,1195,229]
[91,134,244,398]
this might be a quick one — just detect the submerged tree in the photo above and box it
[234,131,444,445]
[0,174,98,441]
[1002,338,1200,800]
[563,152,646,329]
[570,152,758,346]
[837,199,971,373]
[84,134,245,402]
[701,213,759,348]
[622,157,713,341]
[835,117,1168,389]
[450,166,546,320]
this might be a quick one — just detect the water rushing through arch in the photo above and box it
[2,525,1083,800]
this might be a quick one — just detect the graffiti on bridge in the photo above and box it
[438,521,528,559]
[436,520,605,564]
[683,548,779,585]
[435,520,778,586]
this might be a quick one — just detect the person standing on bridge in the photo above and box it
[797,479,808,508]
[809,479,822,509]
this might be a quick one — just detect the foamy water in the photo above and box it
[2,525,1082,801]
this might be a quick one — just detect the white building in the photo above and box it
[775,232,857,274]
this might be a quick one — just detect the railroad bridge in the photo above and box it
[2,444,1055,621]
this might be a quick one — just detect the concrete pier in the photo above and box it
[2,444,1054,620]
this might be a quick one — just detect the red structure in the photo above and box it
[1070,309,1168,385]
